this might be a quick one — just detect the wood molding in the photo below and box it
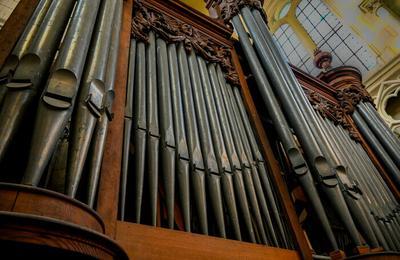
[116,221,301,260]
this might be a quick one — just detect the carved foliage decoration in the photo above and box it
[131,1,240,85]
[305,89,362,142]
[335,84,374,114]
[219,0,264,23]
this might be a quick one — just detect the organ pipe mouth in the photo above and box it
[314,156,338,187]
[287,148,308,176]
[43,69,77,109]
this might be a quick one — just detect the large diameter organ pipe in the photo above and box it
[0,0,52,105]
[168,43,191,232]
[120,39,137,220]
[86,0,123,208]
[0,0,76,164]
[352,111,400,188]
[157,37,176,229]
[242,7,363,247]
[66,0,117,197]
[22,0,101,186]
[358,103,400,166]
[231,15,339,250]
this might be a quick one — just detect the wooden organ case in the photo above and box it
[0,1,399,260]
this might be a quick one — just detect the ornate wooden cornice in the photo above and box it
[131,0,239,85]
[317,66,374,114]
[219,0,264,23]
[304,89,362,142]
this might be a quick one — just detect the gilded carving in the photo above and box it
[131,1,240,85]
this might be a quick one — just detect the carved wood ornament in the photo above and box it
[219,0,264,23]
[131,1,239,85]
[305,89,362,142]
[335,84,374,114]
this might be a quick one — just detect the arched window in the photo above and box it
[273,24,317,75]
[296,0,377,76]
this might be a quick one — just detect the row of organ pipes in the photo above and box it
[0,0,400,257]
[0,0,122,207]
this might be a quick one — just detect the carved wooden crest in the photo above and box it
[335,84,374,114]
[305,89,362,142]
[219,0,264,23]
[131,1,240,85]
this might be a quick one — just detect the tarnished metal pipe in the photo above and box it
[177,43,207,234]
[133,41,147,223]
[22,0,99,185]
[120,39,137,220]
[86,0,123,208]
[209,64,242,241]
[0,0,76,164]
[242,7,362,247]
[0,0,52,105]
[352,111,400,188]
[232,85,289,247]
[157,37,176,229]
[189,52,226,236]
[66,0,118,197]
[364,102,400,148]
[358,103,400,166]
[168,43,191,231]
[145,32,160,226]
[231,14,338,249]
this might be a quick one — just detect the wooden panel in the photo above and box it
[96,0,133,238]
[230,49,312,260]
[116,221,301,260]
[0,0,39,68]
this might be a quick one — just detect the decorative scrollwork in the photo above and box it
[219,0,264,23]
[305,89,362,142]
[131,1,240,85]
[335,84,374,114]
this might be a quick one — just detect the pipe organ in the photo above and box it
[0,0,399,259]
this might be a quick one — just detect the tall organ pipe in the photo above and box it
[0,0,76,164]
[168,43,191,232]
[22,0,100,186]
[133,41,147,223]
[86,0,123,208]
[157,37,176,229]
[120,39,137,220]
[66,0,118,197]
[358,103,400,166]
[0,0,52,105]
[146,32,160,226]
[241,7,362,247]
[177,44,208,234]
[352,111,400,188]
[231,14,338,250]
